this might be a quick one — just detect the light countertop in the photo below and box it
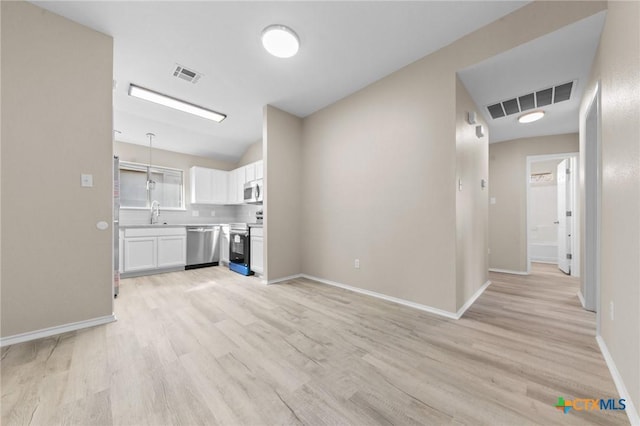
[120,223,228,229]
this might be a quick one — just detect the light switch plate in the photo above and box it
[467,111,476,124]
[81,174,93,187]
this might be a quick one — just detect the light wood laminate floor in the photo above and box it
[1,263,628,425]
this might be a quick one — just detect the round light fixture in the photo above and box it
[518,110,545,124]
[262,25,299,58]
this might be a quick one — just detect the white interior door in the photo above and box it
[557,160,571,274]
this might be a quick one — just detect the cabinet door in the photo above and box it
[157,235,186,268]
[250,236,264,274]
[211,169,228,204]
[255,160,264,180]
[227,170,237,204]
[220,226,230,263]
[236,167,246,202]
[190,167,213,204]
[228,168,245,204]
[124,237,157,272]
[245,163,255,183]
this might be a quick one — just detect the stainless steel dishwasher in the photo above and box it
[186,226,220,269]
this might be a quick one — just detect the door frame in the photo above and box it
[582,82,601,318]
[525,152,579,275]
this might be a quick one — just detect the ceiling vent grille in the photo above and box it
[172,64,202,84]
[486,80,575,119]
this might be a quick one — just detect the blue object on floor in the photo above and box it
[229,262,253,276]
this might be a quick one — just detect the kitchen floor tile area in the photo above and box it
[1,264,627,425]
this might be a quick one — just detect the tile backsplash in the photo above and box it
[120,204,262,225]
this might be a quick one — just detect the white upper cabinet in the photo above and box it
[191,161,262,205]
[244,160,263,183]
[228,167,245,204]
[245,163,256,183]
[255,160,264,180]
[190,166,228,205]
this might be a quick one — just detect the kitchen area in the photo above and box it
[114,139,265,295]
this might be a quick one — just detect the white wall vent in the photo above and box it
[486,80,576,119]
[172,64,202,84]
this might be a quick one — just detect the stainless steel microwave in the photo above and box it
[243,179,263,204]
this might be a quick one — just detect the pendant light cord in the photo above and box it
[146,133,156,189]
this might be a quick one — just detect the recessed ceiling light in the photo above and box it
[262,25,299,58]
[518,110,545,124]
[128,84,226,123]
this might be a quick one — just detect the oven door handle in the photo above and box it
[231,231,249,237]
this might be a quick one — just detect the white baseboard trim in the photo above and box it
[267,273,303,285]
[489,268,529,275]
[301,274,460,319]
[596,335,640,426]
[0,314,117,347]
[577,290,586,309]
[266,273,490,320]
[530,258,557,264]
[456,280,491,318]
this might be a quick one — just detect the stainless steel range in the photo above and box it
[229,223,253,276]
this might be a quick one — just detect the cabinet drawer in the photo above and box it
[125,227,186,238]
[250,227,264,237]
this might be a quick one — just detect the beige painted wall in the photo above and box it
[115,141,235,172]
[298,1,602,313]
[1,2,113,337]
[237,140,263,167]
[263,106,303,281]
[455,77,489,310]
[488,134,578,273]
[579,0,640,414]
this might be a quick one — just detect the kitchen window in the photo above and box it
[119,161,184,210]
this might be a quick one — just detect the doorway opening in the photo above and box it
[526,152,579,276]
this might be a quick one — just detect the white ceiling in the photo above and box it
[32,1,529,161]
[458,11,606,144]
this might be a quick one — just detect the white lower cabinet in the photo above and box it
[220,225,230,264]
[250,227,264,275]
[123,227,186,275]
[124,237,157,272]
[157,235,186,268]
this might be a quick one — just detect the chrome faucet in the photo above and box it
[150,200,160,224]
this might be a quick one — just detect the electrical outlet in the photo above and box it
[354,259,360,269]
[610,301,614,321]
[210,210,216,216]
[192,210,199,217]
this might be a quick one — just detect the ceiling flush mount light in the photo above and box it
[128,84,226,123]
[262,25,299,58]
[518,110,545,124]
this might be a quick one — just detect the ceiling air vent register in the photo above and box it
[173,64,202,84]
[486,81,574,119]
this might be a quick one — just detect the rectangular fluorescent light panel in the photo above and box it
[128,84,226,123]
